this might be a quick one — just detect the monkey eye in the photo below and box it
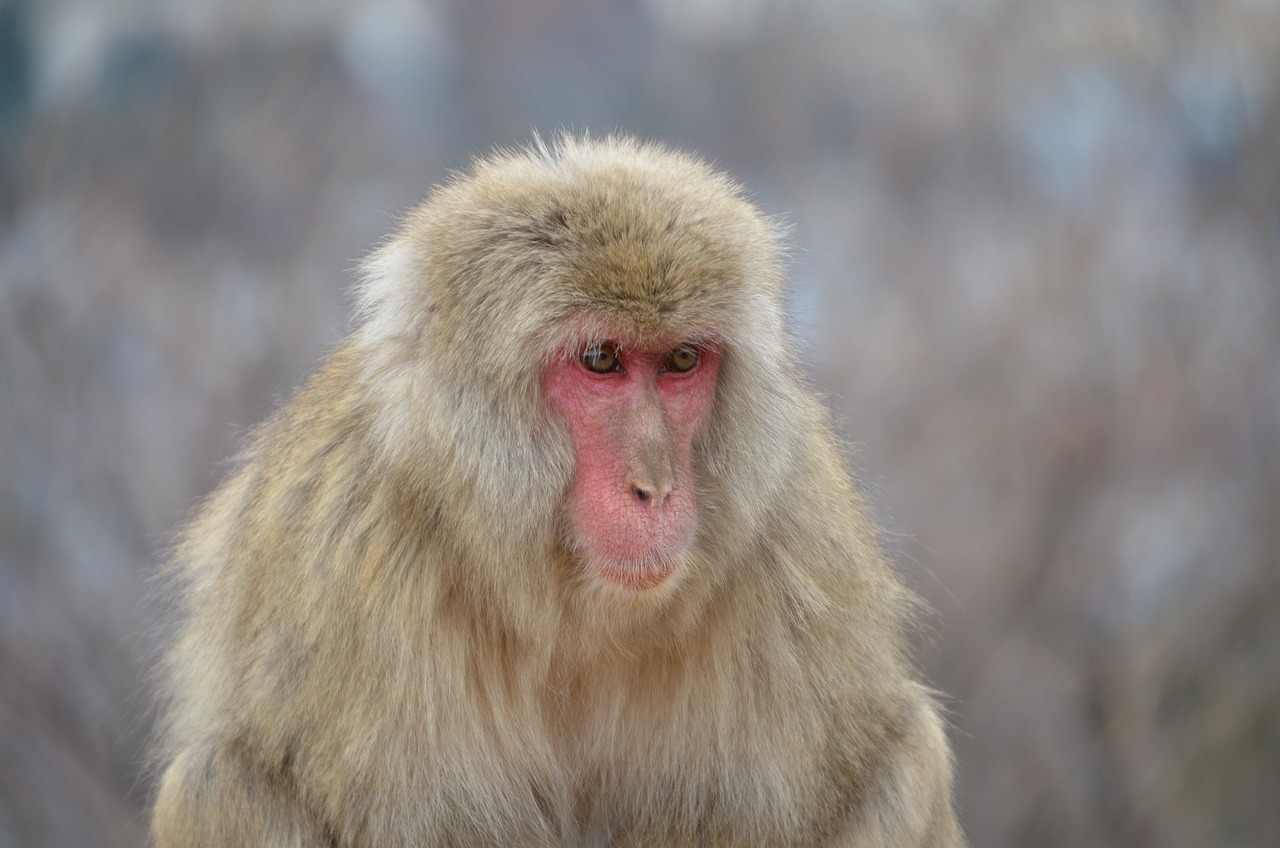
[665,344,700,373]
[581,342,622,374]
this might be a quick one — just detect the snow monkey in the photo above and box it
[151,136,963,847]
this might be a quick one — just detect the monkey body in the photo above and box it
[152,137,962,847]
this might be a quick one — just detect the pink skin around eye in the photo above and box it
[542,344,720,591]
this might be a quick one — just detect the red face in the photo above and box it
[543,338,720,592]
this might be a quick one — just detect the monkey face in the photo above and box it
[543,338,721,592]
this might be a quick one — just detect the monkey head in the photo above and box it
[353,137,797,620]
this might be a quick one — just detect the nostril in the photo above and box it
[632,485,652,503]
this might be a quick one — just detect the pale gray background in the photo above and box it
[1,0,1278,845]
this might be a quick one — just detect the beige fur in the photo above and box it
[151,135,963,846]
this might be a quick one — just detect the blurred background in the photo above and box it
[1,0,1278,845]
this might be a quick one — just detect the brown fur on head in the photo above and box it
[152,135,960,848]
[349,136,826,633]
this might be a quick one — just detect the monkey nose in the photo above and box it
[630,478,672,509]
[628,432,675,509]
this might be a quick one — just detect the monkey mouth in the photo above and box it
[583,545,691,591]
[572,516,693,592]
[590,553,681,592]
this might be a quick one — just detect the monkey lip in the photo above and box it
[582,522,692,592]
[576,511,694,592]
[591,555,680,592]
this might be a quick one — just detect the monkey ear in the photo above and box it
[353,239,434,347]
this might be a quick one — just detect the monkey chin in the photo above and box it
[591,555,681,593]
[576,535,691,596]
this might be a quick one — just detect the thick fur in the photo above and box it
[151,136,963,846]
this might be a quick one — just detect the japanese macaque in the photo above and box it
[151,136,963,847]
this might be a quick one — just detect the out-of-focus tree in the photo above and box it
[1,1,1276,845]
